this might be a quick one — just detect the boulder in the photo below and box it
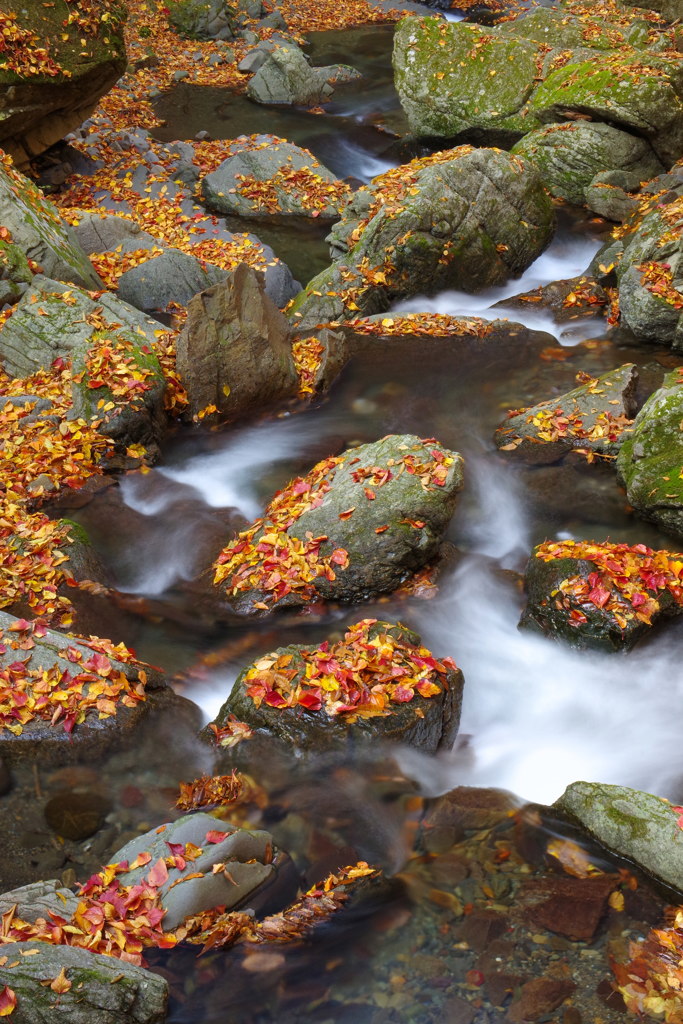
[494,364,639,465]
[175,262,300,420]
[0,276,169,448]
[201,136,349,219]
[0,610,199,766]
[555,781,683,892]
[116,248,228,312]
[167,0,237,39]
[511,122,663,216]
[71,213,157,255]
[0,234,33,305]
[206,619,464,756]
[617,368,683,537]
[109,814,278,929]
[213,433,463,614]
[0,156,102,290]
[0,941,167,1024]
[290,146,555,329]
[0,879,80,922]
[521,539,683,651]
[0,1,126,168]
[247,43,361,106]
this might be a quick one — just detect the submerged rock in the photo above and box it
[521,539,683,650]
[247,43,361,105]
[0,940,167,1024]
[555,781,683,893]
[495,364,639,465]
[0,156,101,291]
[617,368,683,537]
[175,262,300,421]
[206,619,463,756]
[212,433,463,614]
[291,147,554,328]
[201,136,349,219]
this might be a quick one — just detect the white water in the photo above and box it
[335,139,396,182]
[393,233,604,344]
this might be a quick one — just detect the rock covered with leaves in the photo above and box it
[0,940,168,1024]
[290,146,554,328]
[495,364,639,464]
[201,135,350,220]
[213,434,463,614]
[556,781,683,892]
[617,367,683,538]
[521,539,683,650]
[207,619,463,755]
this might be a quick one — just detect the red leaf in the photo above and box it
[146,857,169,887]
[0,987,16,1016]
[205,830,230,844]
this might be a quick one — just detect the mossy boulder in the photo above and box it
[555,782,683,893]
[521,539,683,651]
[0,156,102,291]
[511,122,663,216]
[213,434,464,614]
[0,235,33,304]
[167,0,237,39]
[206,619,464,756]
[0,941,167,1024]
[0,0,126,167]
[494,364,639,465]
[617,369,683,538]
[393,17,543,142]
[290,147,555,329]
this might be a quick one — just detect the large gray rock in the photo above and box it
[291,147,555,328]
[175,262,299,420]
[201,136,347,219]
[167,0,237,39]
[116,248,228,312]
[213,433,463,614]
[72,213,158,255]
[556,781,683,892]
[110,813,276,929]
[495,364,639,464]
[0,941,167,1023]
[617,368,683,538]
[0,277,169,448]
[0,610,198,766]
[247,43,361,105]
[511,122,663,216]
[207,620,463,756]
[0,159,102,291]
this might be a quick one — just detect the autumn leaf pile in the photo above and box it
[0,618,145,737]
[0,11,62,78]
[613,903,683,1022]
[291,336,324,395]
[346,313,491,337]
[240,618,456,721]
[231,163,350,216]
[535,540,683,629]
[638,261,683,310]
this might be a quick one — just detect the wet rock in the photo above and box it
[521,539,683,651]
[44,790,111,840]
[507,977,577,1022]
[206,619,463,756]
[0,878,80,921]
[293,327,350,397]
[458,909,510,951]
[498,275,607,324]
[176,262,299,421]
[422,787,519,853]
[0,276,169,449]
[201,136,348,220]
[117,247,228,312]
[511,122,663,217]
[213,434,463,613]
[0,940,167,1023]
[555,781,683,892]
[521,873,616,942]
[494,364,639,465]
[0,610,200,766]
[290,147,554,329]
[617,369,683,537]
[0,3,126,168]
[110,813,278,928]
[0,159,101,291]
[247,43,361,106]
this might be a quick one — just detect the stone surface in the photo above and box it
[72,213,155,255]
[110,813,276,928]
[167,0,236,39]
[494,364,639,465]
[247,43,361,105]
[116,248,228,312]
[291,147,555,328]
[0,941,167,1023]
[0,879,80,922]
[555,781,683,892]
[0,158,101,290]
[175,262,299,420]
[201,136,346,219]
